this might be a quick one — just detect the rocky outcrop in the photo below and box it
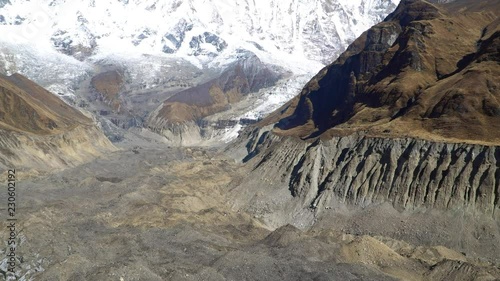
[189,32,228,57]
[0,0,10,8]
[132,28,156,46]
[240,131,499,217]
[162,19,193,54]
[51,29,97,61]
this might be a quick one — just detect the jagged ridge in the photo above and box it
[243,132,499,215]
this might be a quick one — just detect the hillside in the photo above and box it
[228,0,500,266]
[265,0,500,145]
[0,73,115,171]
[149,54,282,125]
[0,73,93,134]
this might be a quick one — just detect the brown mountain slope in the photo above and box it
[148,54,282,126]
[0,73,92,135]
[90,70,124,111]
[267,0,500,145]
[0,73,115,171]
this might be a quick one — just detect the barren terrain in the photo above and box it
[0,1,498,280]
[0,141,497,280]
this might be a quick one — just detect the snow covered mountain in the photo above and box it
[0,0,399,143]
[0,0,398,66]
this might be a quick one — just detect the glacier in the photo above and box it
[0,0,400,142]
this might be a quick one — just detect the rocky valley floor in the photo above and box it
[0,0,499,280]
[0,141,498,281]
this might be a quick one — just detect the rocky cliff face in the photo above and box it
[227,128,500,263]
[238,130,499,217]
[0,73,115,171]
[228,133,499,268]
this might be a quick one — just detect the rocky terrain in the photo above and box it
[147,53,285,145]
[1,145,499,280]
[0,0,498,280]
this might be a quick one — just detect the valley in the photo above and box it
[2,142,498,280]
[0,0,499,280]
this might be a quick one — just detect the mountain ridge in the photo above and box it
[261,0,500,146]
[0,73,93,135]
[0,73,115,171]
[0,0,399,66]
